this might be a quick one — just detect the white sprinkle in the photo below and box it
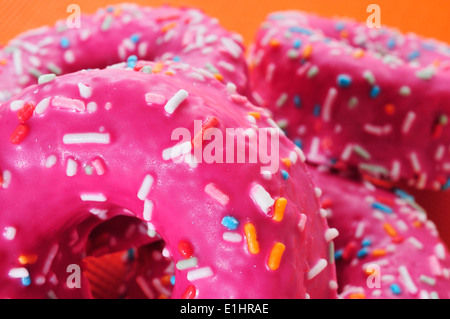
[162,141,192,161]
[187,266,213,281]
[340,143,354,161]
[63,133,110,144]
[3,226,16,240]
[435,243,446,260]
[204,183,229,206]
[307,259,328,280]
[250,184,275,215]
[435,145,445,161]
[223,232,242,242]
[314,187,322,198]
[298,214,307,232]
[13,49,23,75]
[80,193,107,202]
[355,221,365,239]
[325,228,339,242]
[363,123,392,136]
[77,82,92,99]
[45,155,57,168]
[143,199,154,222]
[322,87,338,122]
[87,101,98,113]
[35,97,51,115]
[9,267,29,279]
[176,257,198,270]
[64,50,75,64]
[66,158,78,177]
[276,92,288,108]
[137,174,154,201]
[220,37,242,59]
[319,208,328,218]
[10,100,25,111]
[164,89,188,114]
[409,152,421,173]
[2,170,11,189]
[399,265,418,295]
[38,73,56,84]
[391,160,401,181]
[402,111,416,134]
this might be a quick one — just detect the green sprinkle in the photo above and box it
[359,163,389,175]
[329,241,335,264]
[47,63,62,75]
[205,62,219,74]
[363,70,376,85]
[307,65,319,78]
[439,114,448,125]
[348,96,359,109]
[101,15,114,31]
[287,49,299,59]
[141,65,152,74]
[416,67,435,80]
[29,68,42,79]
[276,93,288,108]
[353,145,371,160]
[84,165,94,175]
[399,86,411,96]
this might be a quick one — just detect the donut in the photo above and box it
[248,10,450,190]
[0,60,337,299]
[0,3,249,102]
[308,165,450,299]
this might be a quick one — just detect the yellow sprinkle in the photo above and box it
[372,248,386,257]
[18,254,38,265]
[383,222,397,237]
[273,197,287,222]
[244,222,260,254]
[303,44,313,59]
[248,111,261,120]
[353,48,365,59]
[281,158,291,168]
[267,242,285,271]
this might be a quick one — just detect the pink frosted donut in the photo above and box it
[248,11,450,190]
[308,165,450,299]
[0,3,249,101]
[0,60,337,299]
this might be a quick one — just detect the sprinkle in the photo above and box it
[357,247,369,258]
[220,37,243,59]
[35,98,51,115]
[337,74,352,87]
[244,222,260,254]
[322,87,338,122]
[370,85,381,98]
[313,104,321,117]
[47,63,62,75]
[204,183,229,206]
[78,83,92,99]
[348,293,366,299]
[390,283,402,295]
[399,86,411,96]
[80,193,107,202]
[250,184,275,215]
[280,170,289,180]
[325,228,339,242]
[409,152,421,173]
[348,96,359,108]
[18,254,38,265]
[64,50,75,64]
[38,73,56,84]
[287,49,299,59]
[267,242,286,271]
[416,66,435,80]
[435,243,446,260]
[17,102,35,123]
[353,145,371,159]
[143,199,153,221]
[21,276,31,286]
[63,133,110,145]
[307,259,328,280]
[10,124,29,144]
[3,226,16,240]
[372,202,393,214]
[372,248,386,257]
[353,48,365,58]
[383,222,398,237]
[182,285,196,299]
[187,266,213,281]
[402,111,416,134]
[60,37,70,49]
[363,70,376,85]
[164,89,188,114]
[66,158,78,177]
[398,265,418,295]
[302,43,313,59]
[101,15,114,31]
[273,197,287,222]
[223,232,242,242]
[178,240,194,259]
[10,100,26,111]
[145,93,166,106]
[298,214,307,232]
[221,216,239,230]
[162,141,192,161]
[127,55,138,68]
[176,257,198,270]
[91,158,106,176]
[307,65,319,78]
[51,96,86,112]
[137,174,154,201]
[276,92,288,108]
[9,267,29,279]
[420,275,436,286]
[293,95,302,108]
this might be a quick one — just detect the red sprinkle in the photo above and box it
[342,241,358,261]
[321,198,333,209]
[10,124,29,144]
[181,285,196,299]
[17,102,35,123]
[192,116,219,148]
[177,240,194,259]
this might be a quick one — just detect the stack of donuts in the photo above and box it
[0,3,449,299]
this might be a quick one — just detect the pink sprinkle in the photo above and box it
[145,93,167,106]
[51,96,86,112]
[204,183,229,206]
[428,255,443,276]
[298,213,307,232]
[91,158,106,176]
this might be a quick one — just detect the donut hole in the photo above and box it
[82,215,174,299]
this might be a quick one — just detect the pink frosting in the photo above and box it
[0,60,337,299]
[249,11,450,190]
[0,3,249,101]
[308,165,450,299]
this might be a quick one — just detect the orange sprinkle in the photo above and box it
[214,73,224,82]
[269,38,280,47]
[364,267,378,276]
[281,158,291,168]
[372,248,387,257]
[158,294,169,299]
[383,222,398,237]
[152,62,164,73]
[340,30,349,38]
[164,71,174,76]
[244,222,260,254]
[161,22,177,33]
[18,254,38,265]
[302,44,313,59]
[160,274,172,286]
[248,112,261,120]
[412,220,423,228]
[353,48,365,59]
[273,197,287,222]
[267,242,286,271]
[385,103,395,115]
[433,59,441,67]
[0,59,7,65]
[348,293,366,299]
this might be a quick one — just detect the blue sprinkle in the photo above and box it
[313,104,321,117]
[361,238,372,247]
[390,283,402,295]
[130,34,140,43]
[370,85,381,98]
[372,202,393,214]
[21,276,31,286]
[127,55,138,68]
[356,247,369,258]
[442,178,450,191]
[293,39,302,49]
[407,50,421,61]
[294,138,303,149]
[281,170,289,180]
[293,95,301,108]
[334,249,343,260]
[335,21,346,31]
[127,248,135,261]
[289,26,313,35]
[422,43,436,51]
[173,56,181,62]
[60,37,70,49]
[337,74,352,87]
[394,188,415,201]
[106,6,115,12]
[387,38,396,50]
[221,216,239,230]
[170,275,176,286]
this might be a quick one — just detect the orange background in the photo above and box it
[0,0,449,246]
